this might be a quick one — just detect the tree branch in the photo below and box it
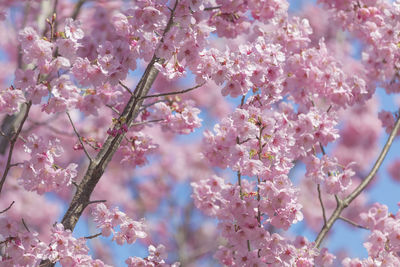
[0,101,31,195]
[0,201,15,214]
[40,2,182,266]
[57,0,179,235]
[140,82,205,100]
[317,184,327,225]
[119,81,133,95]
[314,111,400,248]
[84,232,101,239]
[66,111,93,162]
[339,216,368,230]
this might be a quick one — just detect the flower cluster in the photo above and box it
[151,100,202,134]
[92,203,147,246]
[119,132,159,167]
[19,134,78,194]
[305,155,355,195]
[0,219,108,266]
[0,86,25,115]
[126,244,180,267]
[343,203,400,266]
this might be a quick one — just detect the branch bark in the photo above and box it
[40,2,179,266]
[314,111,400,248]
[0,101,31,194]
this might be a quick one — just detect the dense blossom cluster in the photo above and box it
[0,0,400,266]
[92,203,147,246]
[19,134,78,194]
[0,219,109,266]
[126,244,180,267]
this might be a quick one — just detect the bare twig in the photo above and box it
[106,105,121,115]
[140,82,205,100]
[0,201,15,214]
[0,102,31,195]
[22,218,31,232]
[240,95,245,107]
[87,200,107,205]
[317,184,327,225]
[204,6,222,11]
[315,111,400,248]
[119,81,133,95]
[66,112,92,162]
[339,216,368,229]
[84,232,101,239]
[319,142,326,155]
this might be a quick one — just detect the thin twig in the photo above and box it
[339,216,368,229]
[84,232,101,239]
[319,142,326,155]
[119,81,133,95]
[140,82,205,100]
[240,95,245,107]
[22,218,31,232]
[0,101,31,195]
[204,5,222,11]
[10,162,23,167]
[87,200,107,205]
[66,112,93,162]
[314,110,400,248]
[317,184,327,225]
[0,201,15,214]
[106,105,120,115]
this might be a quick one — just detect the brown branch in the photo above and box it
[140,82,205,100]
[0,201,15,214]
[119,81,133,95]
[22,218,31,232]
[314,111,400,248]
[106,105,121,115]
[339,216,368,230]
[40,3,180,266]
[204,6,221,11]
[57,0,179,234]
[0,101,31,195]
[317,184,327,225]
[84,232,101,239]
[87,199,107,205]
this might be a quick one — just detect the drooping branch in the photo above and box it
[314,111,400,248]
